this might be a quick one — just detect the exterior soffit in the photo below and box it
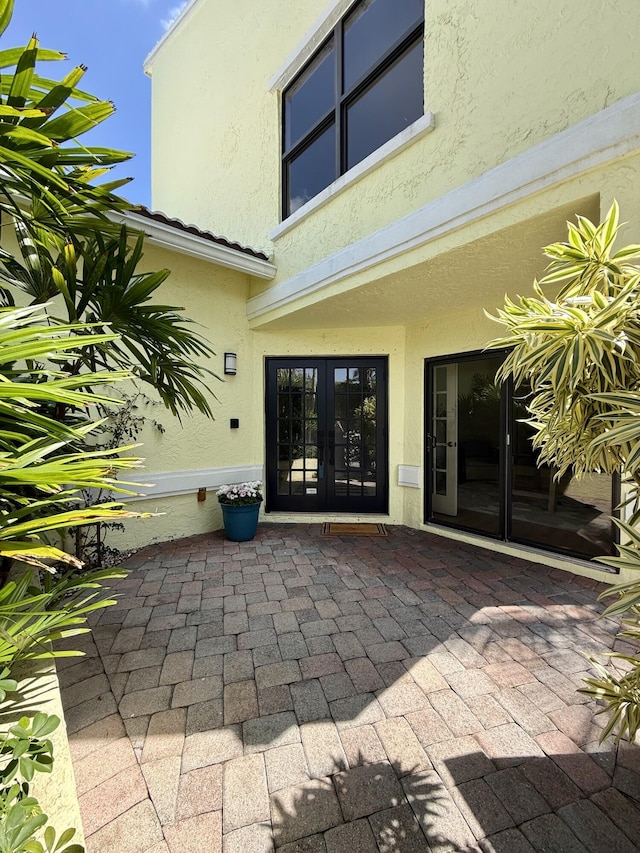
[247,91,640,322]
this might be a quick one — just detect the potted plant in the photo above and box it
[217,481,263,542]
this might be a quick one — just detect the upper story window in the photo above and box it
[282,0,425,219]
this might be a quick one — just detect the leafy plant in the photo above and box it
[0,303,149,850]
[2,227,218,419]
[72,392,164,569]
[488,200,640,743]
[0,304,148,571]
[0,0,131,243]
[0,567,126,668]
[0,714,82,853]
[0,0,218,419]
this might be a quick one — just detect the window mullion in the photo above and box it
[341,24,424,106]
[335,22,343,179]
[283,109,335,161]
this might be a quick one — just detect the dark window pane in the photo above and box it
[287,123,336,215]
[511,402,614,559]
[277,419,291,443]
[363,396,376,419]
[284,39,335,150]
[365,368,377,392]
[343,0,423,90]
[290,368,304,391]
[347,368,362,388]
[335,470,348,495]
[346,38,423,170]
[304,368,318,391]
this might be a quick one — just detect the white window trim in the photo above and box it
[249,91,640,322]
[269,0,360,93]
[271,112,435,241]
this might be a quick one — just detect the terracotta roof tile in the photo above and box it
[132,207,270,262]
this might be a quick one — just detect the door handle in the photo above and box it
[447,441,457,447]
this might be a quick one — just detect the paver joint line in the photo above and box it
[58,524,639,853]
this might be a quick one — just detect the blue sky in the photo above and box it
[4,0,188,207]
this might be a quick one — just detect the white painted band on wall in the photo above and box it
[398,465,421,488]
[248,91,640,321]
[121,465,264,502]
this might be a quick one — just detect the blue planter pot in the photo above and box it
[220,501,262,542]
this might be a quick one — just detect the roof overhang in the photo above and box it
[247,91,640,322]
[116,209,277,280]
[144,0,203,75]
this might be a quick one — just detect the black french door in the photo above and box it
[265,357,388,513]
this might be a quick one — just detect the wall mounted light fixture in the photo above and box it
[224,352,237,375]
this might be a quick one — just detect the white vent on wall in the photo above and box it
[398,465,421,489]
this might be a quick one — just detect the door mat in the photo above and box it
[321,522,388,537]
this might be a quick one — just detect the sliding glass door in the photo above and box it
[425,352,616,560]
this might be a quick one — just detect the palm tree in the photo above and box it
[0,0,217,418]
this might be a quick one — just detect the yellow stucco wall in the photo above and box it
[135,1,640,586]
[109,244,408,551]
[121,244,253,471]
[149,0,640,286]
[116,152,640,592]
[117,319,407,550]
[103,244,254,551]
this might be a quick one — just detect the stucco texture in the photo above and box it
[150,0,640,284]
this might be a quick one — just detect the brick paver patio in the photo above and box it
[57,524,640,852]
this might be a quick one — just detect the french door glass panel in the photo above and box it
[427,355,615,560]
[333,366,378,498]
[431,357,502,536]
[267,358,387,513]
[431,364,458,516]
[276,367,319,496]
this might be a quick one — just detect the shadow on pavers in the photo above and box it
[269,753,454,852]
[268,748,640,852]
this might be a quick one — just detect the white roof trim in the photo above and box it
[118,210,276,280]
[247,91,640,321]
[143,0,204,74]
